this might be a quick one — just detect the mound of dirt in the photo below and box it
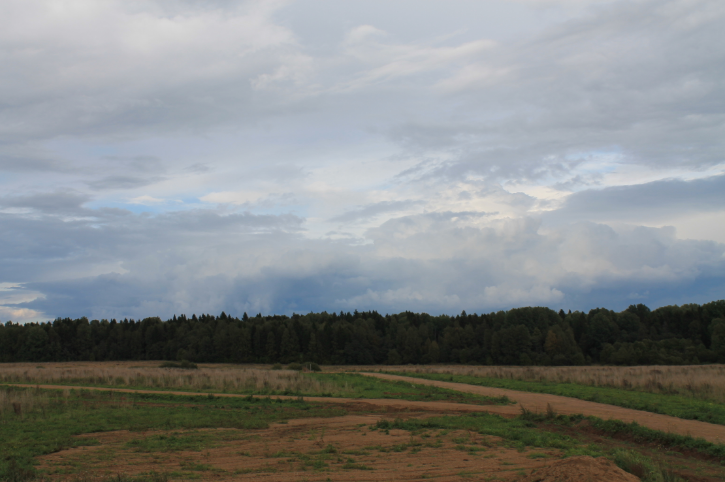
[521,456,639,482]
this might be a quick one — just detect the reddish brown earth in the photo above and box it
[360,372,725,444]
[38,414,561,481]
[519,456,640,482]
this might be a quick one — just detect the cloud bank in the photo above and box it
[1,0,724,321]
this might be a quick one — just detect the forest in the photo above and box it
[1,300,725,366]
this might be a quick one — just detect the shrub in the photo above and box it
[159,360,198,369]
[612,449,685,482]
[287,363,303,371]
[271,363,283,370]
[305,362,322,372]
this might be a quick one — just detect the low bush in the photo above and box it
[613,449,686,482]
[159,360,198,369]
[305,362,322,372]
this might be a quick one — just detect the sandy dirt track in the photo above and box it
[360,372,725,443]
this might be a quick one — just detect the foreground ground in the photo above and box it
[3,363,725,481]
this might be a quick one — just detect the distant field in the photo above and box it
[0,362,509,406]
[355,364,725,403]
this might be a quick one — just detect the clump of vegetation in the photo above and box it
[612,449,686,482]
[159,360,197,369]
[305,362,322,372]
[271,363,283,370]
[288,362,321,371]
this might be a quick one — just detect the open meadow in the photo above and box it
[2,362,725,482]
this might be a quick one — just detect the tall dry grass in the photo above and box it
[0,386,71,418]
[0,364,337,395]
[381,364,725,403]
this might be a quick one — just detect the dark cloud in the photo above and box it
[10,214,724,320]
[100,156,165,173]
[86,175,166,190]
[0,191,90,215]
[0,155,74,173]
[551,174,725,223]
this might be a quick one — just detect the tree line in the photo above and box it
[2,300,725,366]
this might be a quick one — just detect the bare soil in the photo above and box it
[518,456,640,482]
[38,414,559,481]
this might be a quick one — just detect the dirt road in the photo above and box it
[359,372,725,444]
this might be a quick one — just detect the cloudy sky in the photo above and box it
[1,0,724,322]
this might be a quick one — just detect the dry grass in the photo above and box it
[0,386,73,418]
[0,362,337,395]
[369,364,725,403]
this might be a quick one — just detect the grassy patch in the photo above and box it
[125,430,247,452]
[389,371,725,425]
[370,413,601,455]
[308,373,511,405]
[612,449,687,482]
[517,408,725,462]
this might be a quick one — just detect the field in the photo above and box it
[370,365,725,426]
[2,363,725,482]
[367,365,725,403]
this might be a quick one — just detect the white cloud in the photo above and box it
[129,195,164,205]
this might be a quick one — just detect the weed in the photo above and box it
[613,449,687,482]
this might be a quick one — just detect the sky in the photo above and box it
[1,0,724,322]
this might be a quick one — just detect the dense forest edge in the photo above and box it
[2,300,725,365]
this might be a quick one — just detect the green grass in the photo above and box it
[517,408,725,462]
[0,386,344,481]
[370,413,603,456]
[124,430,248,452]
[0,372,510,406]
[307,373,511,405]
[612,449,687,482]
[372,411,725,479]
[389,371,725,425]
